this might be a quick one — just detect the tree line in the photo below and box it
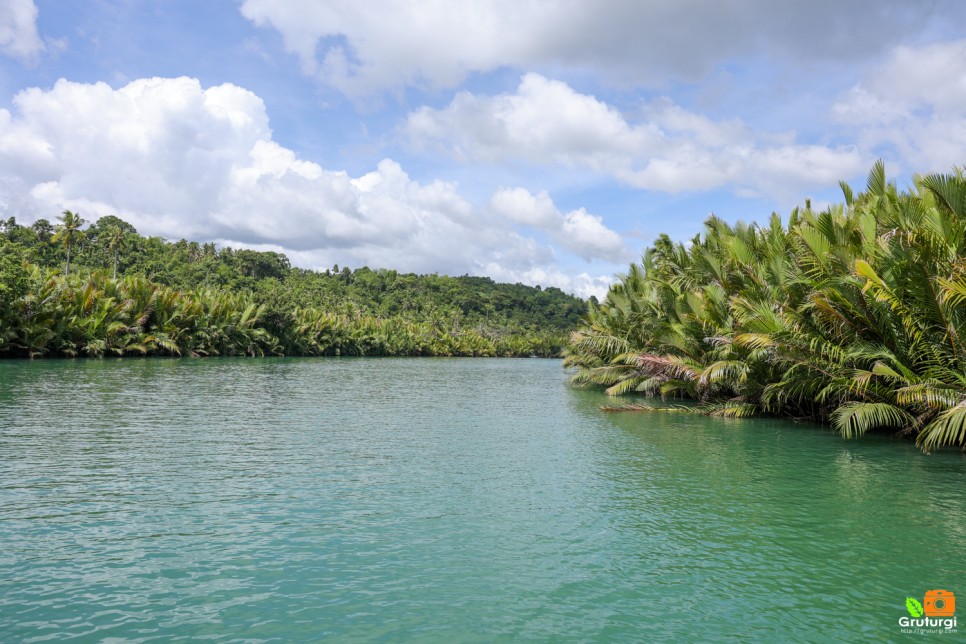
[0,214,586,358]
[565,163,966,451]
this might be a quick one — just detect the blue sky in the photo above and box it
[1,1,965,297]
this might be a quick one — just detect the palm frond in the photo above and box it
[917,403,966,451]
[831,402,914,439]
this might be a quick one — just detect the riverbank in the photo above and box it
[0,268,569,359]
[1,214,585,359]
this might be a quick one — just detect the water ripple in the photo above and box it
[0,358,964,641]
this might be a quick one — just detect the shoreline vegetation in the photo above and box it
[0,216,585,359]
[564,162,966,452]
[5,164,966,453]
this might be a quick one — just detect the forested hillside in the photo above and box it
[0,215,587,358]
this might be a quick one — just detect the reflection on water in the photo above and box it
[0,358,963,641]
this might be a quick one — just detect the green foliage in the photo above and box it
[566,163,966,451]
[0,214,581,360]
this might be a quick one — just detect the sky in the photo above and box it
[0,1,964,298]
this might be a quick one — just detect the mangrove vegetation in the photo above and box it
[565,163,966,451]
[0,214,585,359]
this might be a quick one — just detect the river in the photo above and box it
[1,358,963,641]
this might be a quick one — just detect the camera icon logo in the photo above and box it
[924,589,956,617]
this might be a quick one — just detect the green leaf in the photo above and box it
[917,403,966,451]
[906,597,924,618]
[854,259,884,288]
[830,402,914,439]
[867,159,887,196]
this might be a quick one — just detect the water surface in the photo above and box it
[1,358,963,641]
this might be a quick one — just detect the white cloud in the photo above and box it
[407,74,651,169]
[407,73,866,200]
[0,0,45,62]
[488,186,630,262]
[832,40,966,174]
[0,76,620,296]
[239,0,948,98]
[480,263,617,301]
[488,187,559,228]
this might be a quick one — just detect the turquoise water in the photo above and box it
[0,358,963,642]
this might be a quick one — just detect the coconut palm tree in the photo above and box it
[51,210,85,276]
[106,225,123,279]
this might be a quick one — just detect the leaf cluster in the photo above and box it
[566,162,966,451]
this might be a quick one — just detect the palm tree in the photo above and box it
[51,210,85,276]
[106,225,123,279]
[566,162,966,450]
